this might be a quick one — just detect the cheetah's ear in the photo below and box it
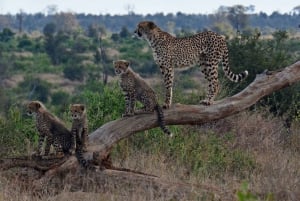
[148,21,156,29]
[124,60,130,67]
[80,104,85,111]
[34,101,41,109]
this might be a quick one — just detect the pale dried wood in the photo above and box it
[88,61,300,158]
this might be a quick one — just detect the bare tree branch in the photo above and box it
[88,61,300,157]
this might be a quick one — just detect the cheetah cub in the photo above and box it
[70,104,90,167]
[26,100,73,159]
[113,60,172,137]
[70,104,88,152]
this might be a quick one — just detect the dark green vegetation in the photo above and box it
[0,9,300,200]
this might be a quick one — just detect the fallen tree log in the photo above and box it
[0,155,70,171]
[88,61,300,159]
[0,61,299,199]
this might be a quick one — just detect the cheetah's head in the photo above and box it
[70,104,86,120]
[134,21,157,39]
[113,60,130,75]
[26,101,44,116]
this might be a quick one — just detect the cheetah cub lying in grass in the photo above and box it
[113,60,173,137]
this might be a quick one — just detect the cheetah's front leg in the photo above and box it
[81,127,88,152]
[160,66,174,109]
[123,92,135,117]
[32,133,45,157]
[70,127,77,154]
[51,137,65,159]
[44,135,53,156]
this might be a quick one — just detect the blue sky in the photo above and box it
[0,0,299,15]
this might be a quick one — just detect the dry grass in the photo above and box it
[207,111,300,200]
[0,110,299,201]
[1,73,82,94]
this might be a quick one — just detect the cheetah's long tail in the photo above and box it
[222,49,248,82]
[155,105,173,137]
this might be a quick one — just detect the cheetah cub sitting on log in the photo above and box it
[113,60,173,137]
[26,100,73,159]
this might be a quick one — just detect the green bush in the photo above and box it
[227,31,298,119]
[51,91,70,106]
[0,106,37,157]
[0,28,15,42]
[18,77,51,103]
[71,82,124,131]
[236,182,259,201]
[72,36,91,53]
[113,128,256,179]
[63,64,85,81]
[17,38,33,50]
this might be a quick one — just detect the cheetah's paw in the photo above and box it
[200,100,213,106]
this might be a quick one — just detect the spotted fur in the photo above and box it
[70,104,90,168]
[134,21,248,108]
[114,60,172,137]
[27,100,72,158]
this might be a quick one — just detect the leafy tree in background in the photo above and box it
[227,30,299,120]
[63,64,85,81]
[19,77,51,103]
[72,36,91,53]
[119,26,130,38]
[43,23,57,64]
[51,91,70,106]
[43,22,56,36]
[51,91,71,114]
[16,10,24,33]
[53,12,80,34]
[111,33,120,42]
[17,34,33,51]
[43,23,71,65]
[227,5,253,32]
[0,28,15,42]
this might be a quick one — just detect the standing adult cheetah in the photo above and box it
[134,21,248,108]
